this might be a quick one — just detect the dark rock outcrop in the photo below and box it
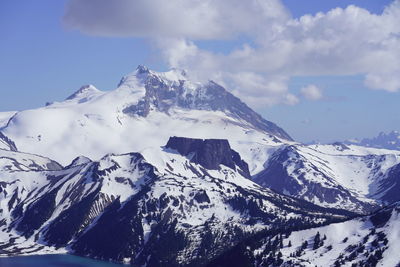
[0,132,17,151]
[166,136,250,178]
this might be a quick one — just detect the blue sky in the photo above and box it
[0,0,399,142]
[282,0,394,17]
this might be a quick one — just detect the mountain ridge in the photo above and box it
[345,131,400,151]
[253,143,400,214]
[0,66,292,171]
[0,137,353,266]
[1,66,400,265]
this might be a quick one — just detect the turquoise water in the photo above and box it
[0,254,124,266]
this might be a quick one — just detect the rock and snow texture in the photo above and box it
[65,84,102,102]
[0,148,62,171]
[1,66,400,266]
[0,66,291,175]
[0,132,17,151]
[165,136,251,177]
[345,131,400,151]
[0,138,351,266]
[254,143,400,214]
[206,202,400,267]
[248,202,400,267]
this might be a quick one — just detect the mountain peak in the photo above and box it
[119,66,292,140]
[66,156,92,168]
[0,66,292,167]
[137,65,188,82]
[135,64,150,74]
[118,66,188,89]
[66,84,101,101]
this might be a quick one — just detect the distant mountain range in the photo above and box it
[0,66,399,266]
[344,131,400,151]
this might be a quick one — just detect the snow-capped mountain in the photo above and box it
[0,65,291,175]
[253,143,400,214]
[0,137,351,266]
[1,66,400,266]
[345,131,400,151]
[210,201,400,267]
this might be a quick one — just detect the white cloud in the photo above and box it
[63,0,400,106]
[301,85,323,100]
[284,93,300,106]
[63,0,289,40]
[364,72,400,93]
[229,72,295,107]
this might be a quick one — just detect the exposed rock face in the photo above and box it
[166,136,250,178]
[122,66,292,141]
[0,131,17,151]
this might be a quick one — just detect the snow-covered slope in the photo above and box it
[0,111,16,128]
[1,65,400,266]
[0,149,62,171]
[254,143,400,213]
[0,66,291,175]
[256,202,400,267]
[208,202,400,267]
[346,131,400,151]
[0,137,351,266]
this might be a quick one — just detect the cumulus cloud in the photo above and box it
[301,85,323,100]
[364,72,400,92]
[63,0,289,39]
[228,72,299,107]
[63,0,400,107]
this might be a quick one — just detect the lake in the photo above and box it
[0,254,124,266]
